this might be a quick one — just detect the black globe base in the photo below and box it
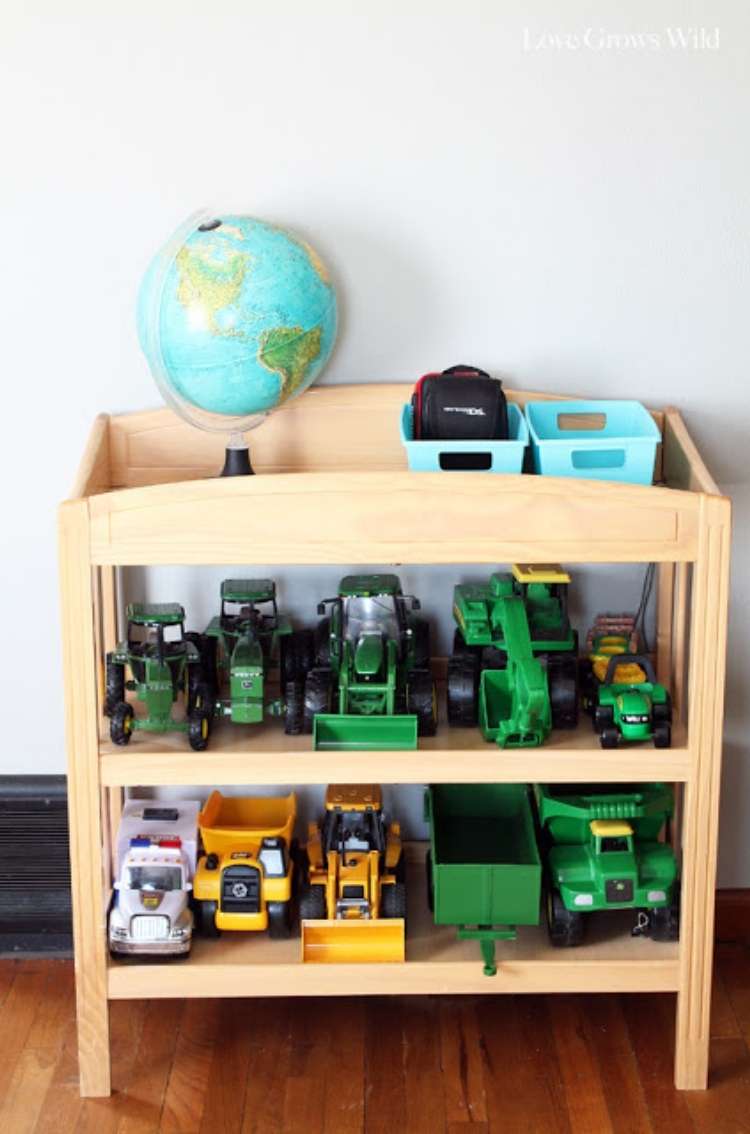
[220,446,254,477]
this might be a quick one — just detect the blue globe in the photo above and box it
[137,213,338,426]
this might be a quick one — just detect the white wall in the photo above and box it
[2,1,748,879]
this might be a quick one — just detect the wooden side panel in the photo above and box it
[88,472,700,566]
[71,415,111,499]
[663,409,720,495]
[59,502,110,1097]
[675,494,731,1089]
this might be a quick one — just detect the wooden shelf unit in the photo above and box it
[59,383,730,1097]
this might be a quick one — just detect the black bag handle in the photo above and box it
[442,364,492,379]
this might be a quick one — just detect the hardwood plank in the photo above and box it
[76,1000,148,1134]
[26,961,76,1050]
[114,999,184,1134]
[282,1077,326,1134]
[582,996,653,1134]
[710,965,742,1040]
[622,995,695,1133]
[549,995,614,1134]
[0,968,49,1101]
[0,1046,58,1134]
[160,1000,220,1134]
[198,999,254,1134]
[33,1019,85,1134]
[439,999,487,1126]
[282,998,330,1133]
[364,998,406,1134]
[477,995,572,1133]
[685,1038,750,1133]
[240,999,294,1134]
[322,999,365,1134]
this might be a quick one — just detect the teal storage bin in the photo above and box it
[525,400,659,484]
[400,402,528,473]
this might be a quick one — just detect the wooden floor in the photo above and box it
[3,950,750,1134]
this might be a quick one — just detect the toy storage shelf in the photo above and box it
[60,382,730,1098]
[108,850,678,1000]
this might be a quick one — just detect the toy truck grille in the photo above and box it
[221,865,261,913]
[131,914,170,940]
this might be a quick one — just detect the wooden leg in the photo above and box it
[656,563,674,686]
[59,502,111,1097]
[675,497,731,1089]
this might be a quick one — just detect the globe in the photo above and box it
[137,211,338,470]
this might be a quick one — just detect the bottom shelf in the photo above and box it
[108,850,679,1000]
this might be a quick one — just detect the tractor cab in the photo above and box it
[219,579,278,639]
[588,820,638,905]
[126,603,188,666]
[320,574,418,671]
[511,563,572,643]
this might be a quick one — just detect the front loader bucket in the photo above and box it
[313,713,418,750]
[301,918,406,963]
[479,670,546,748]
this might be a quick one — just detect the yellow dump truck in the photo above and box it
[299,784,406,963]
[193,790,297,938]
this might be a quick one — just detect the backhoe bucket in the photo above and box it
[479,670,546,748]
[313,713,418,750]
[301,918,406,963]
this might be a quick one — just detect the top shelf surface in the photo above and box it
[67,384,725,567]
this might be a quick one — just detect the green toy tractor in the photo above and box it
[535,783,679,946]
[593,654,672,749]
[447,564,578,747]
[197,579,314,733]
[105,603,211,751]
[291,573,437,749]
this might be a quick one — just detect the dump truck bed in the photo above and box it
[198,791,296,854]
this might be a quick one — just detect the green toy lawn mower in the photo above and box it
[447,564,578,747]
[196,579,314,734]
[592,654,672,749]
[535,782,679,946]
[104,603,212,751]
[291,573,437,750]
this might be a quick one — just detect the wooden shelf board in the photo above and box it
[108,853,678,1000]
[99,717,690,787]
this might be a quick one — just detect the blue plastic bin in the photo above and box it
[400,402,528,473]
[525,400,660,484]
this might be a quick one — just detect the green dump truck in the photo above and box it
[198,579,313,733]
[535,783,679,946]
[447,564,578,747]
[424,784,542,974]
[295,574,437,750]
[105,602,211,750]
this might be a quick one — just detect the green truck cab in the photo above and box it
[296,573,436,750]
[105,603,211,750]
[594,654,672,749]
[536,783,679,946]
[448,564,578,747]
[200,579,313,732]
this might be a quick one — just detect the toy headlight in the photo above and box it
[259,837,287,877]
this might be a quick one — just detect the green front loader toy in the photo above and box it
[292,574,437,750]
[535,783,679,946]
[197,579,313,733]
[447,564,578,747]
[105,603,212,751]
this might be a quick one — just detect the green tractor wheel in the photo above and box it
[283,680,305,735]
[104,658,125,717]
[546,889,584,948]
[188,709,211,752]
[303,668,334,734]
[594,704,614,733]
[408,669,437,737]
[110,702,134,746]
[600,725,620,749]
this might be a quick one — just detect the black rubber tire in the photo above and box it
[110,702,134,746]
[186,661,206,715]
[648,900,680,942]
[283,679,305,735]
[600,725,620,749]
[298,883,327,921]
[546,654,579,730]
[381,882,407,920]
[303,668,334,734]
[653,693,673,724]
[411,618,431,668]
[653,721,672,749]
[280,629,315,687]
[579,658,596,714]
[188,678,213,719]
[546,889,584,948]
[198,899,220,938]
[315,619,332,666]
[188,709,211,752]
[267,900,293,940]
[425,853,434,913]
[104,657,125,717]
[481,645,508,670]
[408,668,437,737]
[594,703,615,733]
[451,629,482,662]
[198,635,219,697]
[446,655,479,726]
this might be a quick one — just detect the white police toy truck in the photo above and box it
[109,800,200,958]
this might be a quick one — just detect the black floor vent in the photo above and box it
[0,776,72,953]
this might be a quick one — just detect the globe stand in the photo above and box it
[220,434,254,477]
